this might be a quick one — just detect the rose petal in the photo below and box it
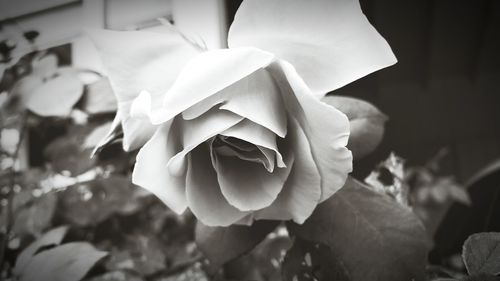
[228,0,397,96]
[255,118,321,224]
[130,90,152,120]
[181,68,288,138]
[167,108,244,177]
[182,68,288,138]
[268,60,353,201]
[151,47,276,124]
[186,145,249,227]
[219,69,287,138]
[214,143,273,172]
[118,103,158,151]
[220,119,285,168]
[132,122,187,214]
[88,27,199,150]
[211,139,294,212]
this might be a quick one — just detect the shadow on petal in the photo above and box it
[186,145,250,227]
[255,117,321,223]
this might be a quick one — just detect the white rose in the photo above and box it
[90,0,396,226]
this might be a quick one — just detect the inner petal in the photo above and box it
[210,137,294,212]
[212,136,274,172]
[166,108,243,177]
[220,119,285,168]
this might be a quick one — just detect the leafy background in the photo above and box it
[1,12,500,281]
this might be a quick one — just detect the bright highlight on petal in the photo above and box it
[229,0,397,96]
[269,60,353,202]
[151,47,276,124]
[182,68,288,138]
[87,26,200,150]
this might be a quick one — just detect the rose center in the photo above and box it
[211,135,275,172]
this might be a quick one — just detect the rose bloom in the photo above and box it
[90,0,395,226]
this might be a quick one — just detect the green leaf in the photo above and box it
[195,220,278,274]
[322,96,387,159]
[463,232,500,276]
[17,242,107,281]
[25,72,84,117]
[288,177,429,281]
[282,237,350,281]
[14,226,69,275]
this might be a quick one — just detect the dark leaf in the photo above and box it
[104,234,166,276]
[12,191,58,237]
[463,232,500,275]
[282,237,350,281]
[84,271,144,281]
[224,230,292,281]
[252,233,292,281]
[59,176,146,227]
[289,177,430,281]
[17,242,107,281]
[44,126,97,175]
[195,220,279,274]
[432,160,500,261]
[463,273,500,281]
[14,226,68,275]
[322,96,387,160]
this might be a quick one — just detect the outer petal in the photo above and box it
[255,118,321,224]
[119,102,157,151]
[228,0,397,96]
[150,47,275,124]
[132,122,187,214]
[88,26,199,150]
[268,60,353,202]
[186,145,249,227]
